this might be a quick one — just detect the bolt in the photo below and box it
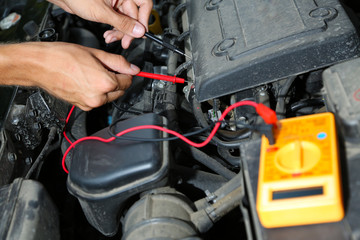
[238,116,248,124]
[25,157,33,165]
[14,133,21,141]
[28,109,37,117]
[33,122,41,130]
[205,190,217,203]
[157,81,165,89]
[11,118,19,126]
[7,153,17,163]
[177,178,183,185]
[183,86,190,93]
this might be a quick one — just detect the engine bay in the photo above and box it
[1,0,360,239]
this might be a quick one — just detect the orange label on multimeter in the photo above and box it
[256,113,344,228]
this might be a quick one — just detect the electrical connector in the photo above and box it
[260,124,275,145]
[255,103,278,126]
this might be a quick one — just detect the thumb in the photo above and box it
[103,7,145,38]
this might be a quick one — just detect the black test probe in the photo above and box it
[144,32,191,59]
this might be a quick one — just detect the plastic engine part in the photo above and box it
[123,188,198,240]
[188,0,360,102]
[323,57,360,141]
[0,178,60,240]
[67,113,169,236]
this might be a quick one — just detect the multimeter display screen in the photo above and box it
[272,187,324,200]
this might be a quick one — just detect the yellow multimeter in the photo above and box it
[256,112,344,228]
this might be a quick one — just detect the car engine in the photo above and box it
[1,0,360,239]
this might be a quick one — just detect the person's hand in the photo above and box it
[48,0,153,49]
[0,42,139,111]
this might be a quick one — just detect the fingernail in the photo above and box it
[103,31,110,38]
[110,37,117,43]
[105,35,111,43]
[130,64,140,72]
[132,23,145,37]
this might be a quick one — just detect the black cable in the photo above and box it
[290,98,324,112]
[107,115,268,142]
[225,120,271,132]
[172,2,187,20]
[112,102,143,115]
[176,30,190,43]
[174,59,193,76]
[276,76,297,119]
[107,121,214,142]
[25,127,57,179]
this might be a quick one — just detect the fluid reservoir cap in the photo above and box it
[0,13,21,30]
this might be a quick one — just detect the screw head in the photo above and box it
[25,157,33,165]
[33,122,41,130]
[7,153,17,163]
[14,133,21,141]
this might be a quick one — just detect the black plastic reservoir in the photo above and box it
[67,114,169,236]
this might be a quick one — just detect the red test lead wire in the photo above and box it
[136,71,185,84]
[63,105,76,144]
[61,101,277,174]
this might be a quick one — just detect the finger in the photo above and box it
[107,90,125,103]
[114,74,133,90]
[103,30,113,39]
[75,102,92,112]
[78,105,92,112]
[121,35,133,49]
[104,30,125,44]
[123,0,139,20]
[88,48,140,75]
[119,0,138,48]
[83,94,108,110]
[103,6,145,38]
[136,0,153,30]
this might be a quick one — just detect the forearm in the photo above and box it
[0,43,43,87]
[46,0,73,13]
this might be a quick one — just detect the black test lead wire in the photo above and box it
[145,32,192,59]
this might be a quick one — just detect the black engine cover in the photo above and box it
[188,0,360,101]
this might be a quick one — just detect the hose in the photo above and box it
[172,2,187,20]
[188,146,236,180]
[176,31,190,43]
[217,147,240,166]
[175,60,193,76]
[167,5,180,75]
[25,127,57,179]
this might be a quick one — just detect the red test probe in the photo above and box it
[136,72,185,84]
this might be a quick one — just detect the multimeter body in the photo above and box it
[256,112,344,228]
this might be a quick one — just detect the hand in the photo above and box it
[48,0,153,49]
[0,42,140,111]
